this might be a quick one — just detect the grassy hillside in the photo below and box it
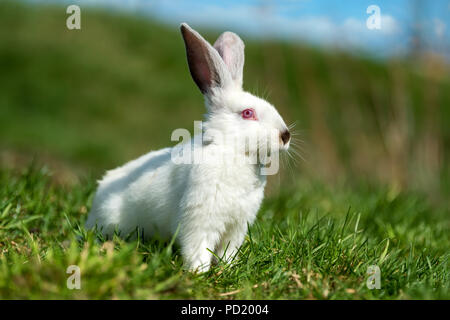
[0,2,448,299]
[0,2,449,196]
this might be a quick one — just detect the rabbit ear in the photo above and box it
[180,23,232,94]
[213,31,245,88]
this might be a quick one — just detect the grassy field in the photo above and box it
[0,2,449,299]
[0,166,448,299]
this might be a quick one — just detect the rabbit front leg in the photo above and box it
[179,221,221,272]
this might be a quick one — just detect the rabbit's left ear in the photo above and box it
[181,23,233,95]
[213,31,245,88]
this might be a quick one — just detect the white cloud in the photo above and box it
[380,15,400,34]
[153,3,403,54]
[433,18,446,38]
[29,0,407,57]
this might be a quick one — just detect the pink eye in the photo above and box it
[242,108,257,120]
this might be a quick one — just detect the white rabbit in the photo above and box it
[85,23,291,272]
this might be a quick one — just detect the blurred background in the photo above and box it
[0,0,449,202]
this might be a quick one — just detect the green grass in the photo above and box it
[0,166,448,299]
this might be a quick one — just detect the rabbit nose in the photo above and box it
[280,130,290,145]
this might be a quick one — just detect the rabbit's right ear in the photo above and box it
[180,23,232,94]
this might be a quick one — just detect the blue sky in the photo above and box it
[30,0,450,59]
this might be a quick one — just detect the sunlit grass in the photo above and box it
[0,167,447,299]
